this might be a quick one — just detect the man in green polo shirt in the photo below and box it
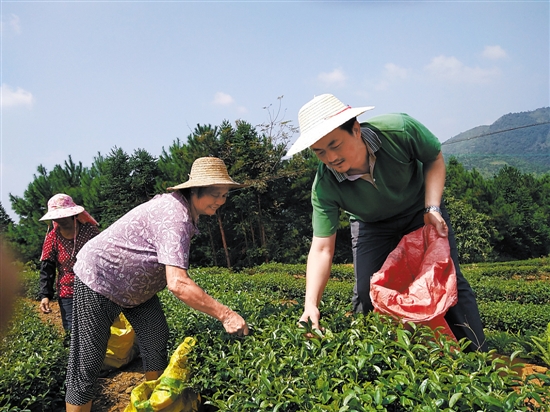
[287,93,487,352]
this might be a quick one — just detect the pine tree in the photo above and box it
[0,202,13,233]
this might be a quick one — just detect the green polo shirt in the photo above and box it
[311,113,441,237]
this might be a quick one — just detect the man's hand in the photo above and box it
[40,297,52,314]
[424,211,448,238]
[298,306,321,330]
[298,306,324,338]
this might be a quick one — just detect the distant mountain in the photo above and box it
[441,107,550,177]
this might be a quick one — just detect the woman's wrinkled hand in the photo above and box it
[222,310,249,337]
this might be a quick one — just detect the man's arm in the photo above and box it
[165,265,248,336]
[298,234,337,330]
[423,151,448,237]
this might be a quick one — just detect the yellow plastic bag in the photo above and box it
[124,337,200,412]
[102,313,139,370]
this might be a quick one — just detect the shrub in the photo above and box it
[0,300,68,411]
[185,311,549,411]
[479,302,550,334]
[531,323,550,368]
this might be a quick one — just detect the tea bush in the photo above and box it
[462,258,550,281]
[0,300,67,411]
[3,259,550,411]
[472,279,550,304]
[531,323,550,368]
[245,262,355,282]
[161,267,550,411]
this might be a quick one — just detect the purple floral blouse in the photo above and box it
[74,192,198,308]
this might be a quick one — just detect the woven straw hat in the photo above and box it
[39,194,85,221]
[168,157,245,190]
[286,94,374,156]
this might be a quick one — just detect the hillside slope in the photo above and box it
[441,107,550,176]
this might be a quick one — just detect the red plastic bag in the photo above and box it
[370,225,458,340]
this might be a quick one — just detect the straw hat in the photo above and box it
[168,157,245,190]
[39,194,85,221]
[286,94,374,156]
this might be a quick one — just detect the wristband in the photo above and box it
[424,205,441,214]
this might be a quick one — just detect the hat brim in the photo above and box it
[286,106,374,156]
[39,205,84,221]
[167,180,247,191]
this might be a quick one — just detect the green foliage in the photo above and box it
[92,147,162,228]
[531,323,550,368]
[0,202,13,233]
[5,104,550,266]
[7,157,87,262]
[463,259,550,286]
[489,166,550,259]
[485,330,536,359]
[3,261,550,411]
[445,158,550,261]
[157,267,550,411]
[464,260,550,339]
[244,262,355,281]
[479,302,550,335]
[17,262,41,301]
[155,110,319,268]
[469,278,550,304]
[6,148,162,261]
[442,107,550,177]
[0,300,68,411]
[444,195,495,263]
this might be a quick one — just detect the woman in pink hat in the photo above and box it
[38,193,99,332]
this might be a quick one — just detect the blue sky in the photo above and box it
[1,0,549,221]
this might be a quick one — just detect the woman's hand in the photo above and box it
[221,308,249,336]
[166,265,249,336]
[40,297,52,314]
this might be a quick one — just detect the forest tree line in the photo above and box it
[1,117,549,269]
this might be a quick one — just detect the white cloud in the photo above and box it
[482,45,507,60]
[424,55,500,84]
[1,84,34,108]
[1,14,21,34]
[237,106,248,114]
[212,92,234,106]
[384,63,409,80]
[317,68,346,86]
[374,63,409,91]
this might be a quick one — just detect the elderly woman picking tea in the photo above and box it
[38,194,100,331]
[65,157,249,412]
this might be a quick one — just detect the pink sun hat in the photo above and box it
[39,194,97,226]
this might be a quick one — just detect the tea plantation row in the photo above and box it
[1,259,549,411]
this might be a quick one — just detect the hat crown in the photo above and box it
[298,94,349,136]
[286,94,374,157]
[40,193,85,221]
[167,156,245,191]
[47,194,78,211]
[188,157,234,182]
